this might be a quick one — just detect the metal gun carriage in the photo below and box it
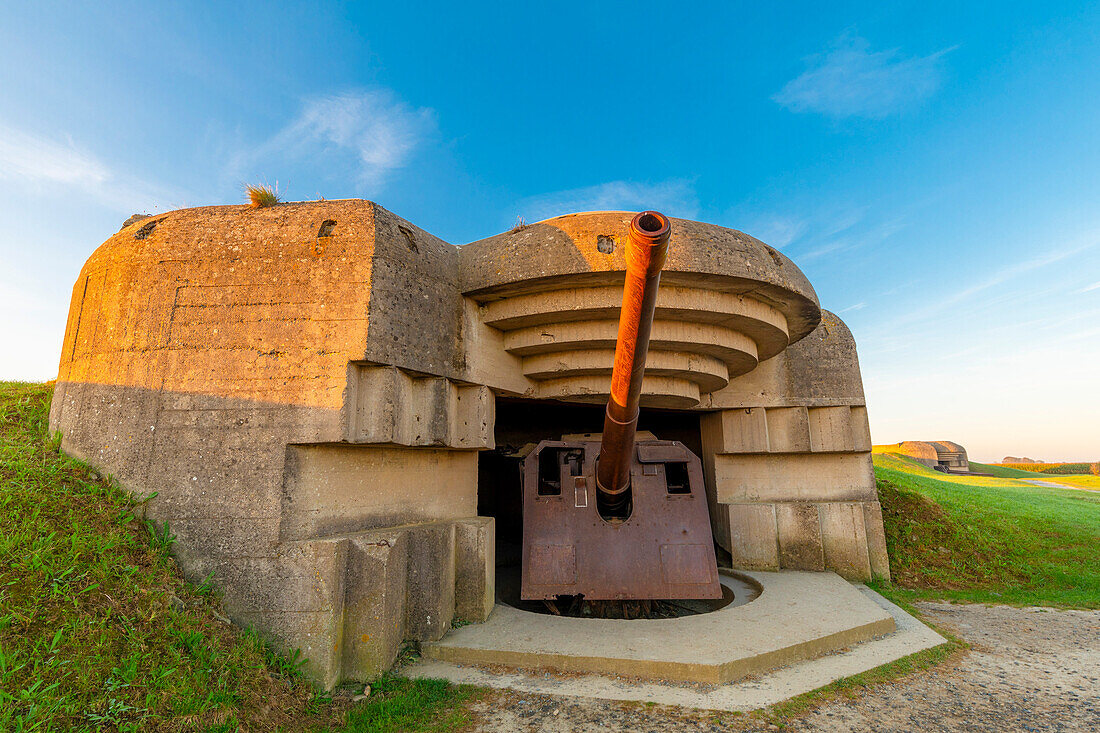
[520,212,722,601]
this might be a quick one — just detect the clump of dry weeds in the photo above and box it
[245,183,281,208]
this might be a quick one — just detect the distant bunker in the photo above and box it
[874,441,971,473]
[51,201,889,686]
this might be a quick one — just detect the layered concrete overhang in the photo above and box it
[461,212,821,408]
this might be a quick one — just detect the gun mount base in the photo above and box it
[520,438,721,601]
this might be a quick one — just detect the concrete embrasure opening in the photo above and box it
[133,219,159,240]
[479,398,729,619]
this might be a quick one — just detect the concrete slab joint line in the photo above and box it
[50,201,888,685]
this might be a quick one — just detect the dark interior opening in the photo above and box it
[536,448,563,496]
[534,446,583,497]
[665,461,691,494]
[637,212,663,232]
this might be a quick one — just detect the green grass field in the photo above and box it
[0,382,479,732]
[872,452,1100,608]
[968,460,1047,478]
[970,460,1100,489]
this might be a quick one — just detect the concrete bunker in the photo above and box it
[873,440,970,473]
[51,201,889,686]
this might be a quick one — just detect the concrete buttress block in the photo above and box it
[712,452,878,503]
[723,504,779,570]
[404,523,457,641]
[819,503,873,581]
[280,444,478,540]
[849,406,873,451]
[764,407,810,452]
[213,540,348,687]
[702,408,769,453]
[807,406,853,452]
[236,606,345,689]
[341,532,409,681]
[775,503,825,571]
[863,502,892,581]
[350,365,494,449]
[453,517,495,623]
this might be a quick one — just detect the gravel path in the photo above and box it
[467,602,1100,732]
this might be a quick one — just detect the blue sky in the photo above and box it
[2,1,1098,460]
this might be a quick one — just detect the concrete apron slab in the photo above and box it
[417,570,899,685]
[405,580,947,712]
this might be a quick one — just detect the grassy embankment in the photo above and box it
[0,381,480,732]
[872,452,1100,608]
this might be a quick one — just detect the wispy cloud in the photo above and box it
[874,238,1098,337]
[240,90,436,191]
[1064,325,1100,342]
[838,302,866,314]
[0,125,109,186]
[799,237,857,262]
[938,245,1090,308]
[0,121,184,212]
[731,200,878,256]
[516,179,699,223]
[774,35,955,118]
[739,215,808,249]
[806,213,910,262]
[758,207,905,266]
[1077,280,1100,293]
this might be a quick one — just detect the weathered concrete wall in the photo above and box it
[50,201,495,686]
[279,445,479,541]
[699,313,889,580]
[52,201,889,685]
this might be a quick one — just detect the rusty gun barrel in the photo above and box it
[595,211,671,517]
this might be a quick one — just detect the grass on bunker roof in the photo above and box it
[0,381,482,732]
[872,452,1100,608]
[245,183,281,208]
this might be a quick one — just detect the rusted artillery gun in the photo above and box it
[520,212,722,601]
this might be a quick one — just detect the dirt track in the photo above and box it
[468,602,1100,732]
